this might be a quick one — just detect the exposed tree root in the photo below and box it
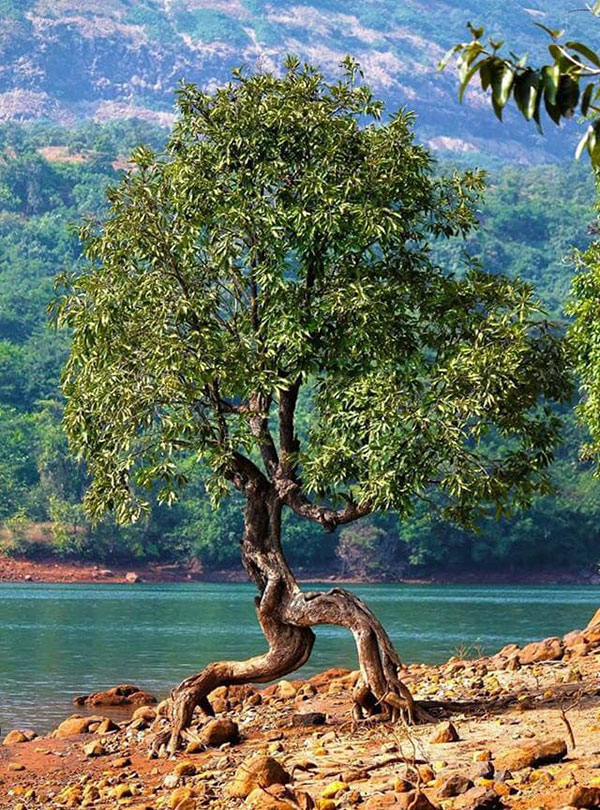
[149,490,433,755]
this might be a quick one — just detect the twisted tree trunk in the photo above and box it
[153,479,429,754]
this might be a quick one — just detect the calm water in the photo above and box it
[1,582,598,733]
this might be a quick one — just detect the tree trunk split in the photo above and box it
[151,486,431,755]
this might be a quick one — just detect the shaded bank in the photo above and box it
[1,555,600,585]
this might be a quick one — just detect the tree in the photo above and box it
[54,58,571,752]
[442,6,600,167]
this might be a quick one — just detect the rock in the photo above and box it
[365,797,402,809]
[3,729,28,745]
[54,716,93,737]
[519,636,564,665]
[73,683,156,707]
[437,774,474,798]
[132,705,157,724]
[246,785,296,809]
[587,608,600,628]
[111,755,132,768]
[429,721,460,743]
[168,787,196,809]
[83,740,106,757]
[201,718,239,746]
[172,761,197,778]
[365,792,437,810]
[113,784,134,799]
[321,781,348,798]
[495,738,567,771]
[472,762,495,779]
[227,755,290,798]
[454,787,506,809]
[291,712,326,727]
[396,793,438,810]
[277,680,297,699]
[569,786,600,807]
[126,571,141,582]
[94,717,118,734]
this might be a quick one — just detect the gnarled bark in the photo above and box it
[152,480,428,755]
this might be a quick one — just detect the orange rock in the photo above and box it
[429,722,460,744]
[495,738,567,771]
[227,756,290,798]
[2,730,28,745]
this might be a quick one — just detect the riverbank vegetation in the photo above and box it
[0,115,597,577]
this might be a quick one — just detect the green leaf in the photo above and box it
[581,82,595,116]
[542,64,561,106]
[438,43,463,71]
[467,21,484,40]
[491,61,515,109]
[556,74,580,116]
[513,70,541,121]
[534,22,565,40]
[459,59,486,102]
[565,41,600,69]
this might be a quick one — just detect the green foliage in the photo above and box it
[0,114,596,574]
[55,62,570,554]
[444,11,600,167]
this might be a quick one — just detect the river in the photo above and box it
[1,582,598,732]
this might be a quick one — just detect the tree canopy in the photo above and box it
[54,58,572,538]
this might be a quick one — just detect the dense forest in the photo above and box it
[0,119,597,576]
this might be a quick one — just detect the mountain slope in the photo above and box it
[0,0,593,163]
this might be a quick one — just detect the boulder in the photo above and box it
[277,680,297,699]
[429,721,460,743]
[54,714,114,738]
[125,571,141,583]
[518,637,563,665]
[365,792,437,810]
[2,730,28,745]
[454,787,506,809]
[73,684,156,707]
[132,705,157,724]
[246,785,296,810]
[495,738,567,771]
[291,712,326,727]
[365,797,402,809]
[569,785,600,807]
[201,718,239,747]
[227,755,290,798]
[437,774,474,798]
[83,740,106,757]
[167,787,196,809]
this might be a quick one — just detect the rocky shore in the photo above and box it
[4,611,600,809]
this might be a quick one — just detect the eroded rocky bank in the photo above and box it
[4,612,600,810]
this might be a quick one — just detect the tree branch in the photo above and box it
[273,474,372,531]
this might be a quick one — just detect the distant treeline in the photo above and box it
[0,121,597,575]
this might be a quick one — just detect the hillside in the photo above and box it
[0,0,592,164]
